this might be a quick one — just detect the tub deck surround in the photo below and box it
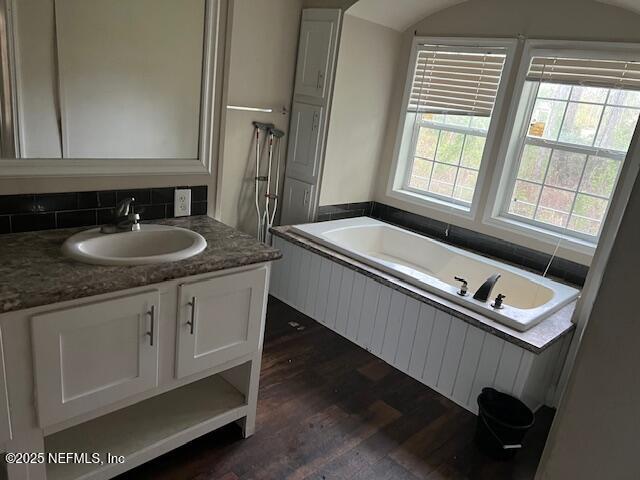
[0,215,281,314]
[270,225,575,353]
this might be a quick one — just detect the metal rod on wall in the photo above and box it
[227,105,288,115]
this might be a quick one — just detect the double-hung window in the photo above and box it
[389,38,515,213]
[496,46,640,244]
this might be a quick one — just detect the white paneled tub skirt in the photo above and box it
[270,220,575,414]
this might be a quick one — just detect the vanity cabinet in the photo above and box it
[2,263,272,480]
[176,267,267,379]
[31,291,160,427]
[0,216,277,480]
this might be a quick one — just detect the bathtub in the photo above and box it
[291,217,580,332]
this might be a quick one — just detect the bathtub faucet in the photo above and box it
[473,273,501,302]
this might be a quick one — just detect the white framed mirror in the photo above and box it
[0,0,220,177]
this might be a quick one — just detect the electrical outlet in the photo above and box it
[174,189,191,217]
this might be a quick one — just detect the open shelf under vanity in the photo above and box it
[44,375,247,480]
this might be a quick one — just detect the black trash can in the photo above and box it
[475,387,535,460]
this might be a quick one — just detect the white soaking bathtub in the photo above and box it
[292,217,580,332]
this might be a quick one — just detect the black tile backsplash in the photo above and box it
[115,188,152,205]
[150,187,175,205]
[191,185,208,202]
[0,194,36,215]
[0,216,9,234]
[318,201,589,287]
[56,210,97,229]
[33,193,78,213]
[191,201,208,216]
[77,190,116,209]
[12,213,56,233]
[317,202,374,222]
[0,185,208,235]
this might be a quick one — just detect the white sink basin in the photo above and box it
[62,224,207,266]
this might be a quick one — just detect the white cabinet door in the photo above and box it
[31,290,160,427]
[280,177,315,225]
[176,267,267,379]
[294,10,340,100]
[286,102,323,182]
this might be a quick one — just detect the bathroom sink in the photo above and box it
[62,224,207,266]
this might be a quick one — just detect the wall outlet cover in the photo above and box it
[174,189,191,217]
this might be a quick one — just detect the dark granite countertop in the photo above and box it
[271,226,575,353]
[0,216,281,314]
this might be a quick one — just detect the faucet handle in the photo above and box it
[492,293,506,309]
[454,276,468,296]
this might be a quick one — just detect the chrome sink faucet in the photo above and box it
[101,197,141,233]
[473,273,501,302]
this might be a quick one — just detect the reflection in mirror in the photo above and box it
[1,0,217,170]
[0,0,16,158]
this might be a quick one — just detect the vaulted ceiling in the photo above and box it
[597,0,640,14]
[346,0,465,31]
[346,0,640,32]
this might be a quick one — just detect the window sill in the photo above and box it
[387,187,473,220]
[484,214,597,257]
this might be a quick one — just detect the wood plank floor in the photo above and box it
[118,297,554,480]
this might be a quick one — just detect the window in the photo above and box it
[406,113,490,203]
[499,52,640,242]
[389,38,515,213]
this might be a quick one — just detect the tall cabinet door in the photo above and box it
[31,290,160,427]
[294,12,338,100]
[176,267,268,379]
[286,102,323,182]
[280,178,315,226]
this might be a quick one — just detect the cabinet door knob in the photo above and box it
[146,305,155,346]
[187,296,197,335]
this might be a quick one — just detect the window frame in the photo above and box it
[402,115,490,207]
[387,36,518,220]
[485,39,640,255]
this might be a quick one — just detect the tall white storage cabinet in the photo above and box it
[280,9,341,225]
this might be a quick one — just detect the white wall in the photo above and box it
[319,14,401,206]
[368,0,640,266]
[535,159,640,480]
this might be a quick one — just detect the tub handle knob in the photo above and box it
[454,276,468,296]
[492,293,506,309]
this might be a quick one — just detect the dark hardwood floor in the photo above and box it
[119,297,554,480]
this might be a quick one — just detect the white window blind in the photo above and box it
[527,56,640,90]
[408,45,508,117]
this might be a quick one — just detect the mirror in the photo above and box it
[0,0,219,176]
